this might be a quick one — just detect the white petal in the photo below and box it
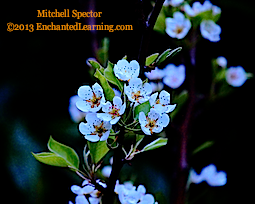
[130,60,140,79]
[139,112,147,126]
[140,194,155,204]
[102,165,112,178]
[129,78,143,92]
[89,197,100,204]
[86,113,101,125]
[153,125,163,133]
[165,104,177,113]
[100,130,110,141]
[157,114,170,127]
[71,185,83,195]
[97,113,112,122]
[148,109,160,120]
[76,101,90,112]
[102,101,112,113]
[141,126,151,135]
[110,116,121,124]
[119,103,126,115]
[79,122,94,135]
[149,92,158,107]
[141,82,152,96]
[85,134,100,142]
[92,83,104,98]
[137,185,146,194]
[189,169,203,184]
[78,85,92,100]
[113,96,123,109]
[159,90,170,105]
[75,195,89,204]
[82,185,95,194]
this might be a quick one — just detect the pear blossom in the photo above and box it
[139,108,170,135]
[165,11,191,39]
[225,66,248,87]
[114,59,140,81]
[144,67,166,80]
[76,83,105,113]
[79,113,112,142]
[189,164,227,186]
[184,0,214,17]
[200,20,221,42]
[149,82,164,92]
[114,180,158,204]
[69,95,87,123]
[163,64,185,89]
[149,90,176,114]
[124,78,152,106]
[216,56,227,68]
[97,96,126,124]
[164,0,184,7]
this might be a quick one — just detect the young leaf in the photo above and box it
[47,136,80,169]
[145,53,159,66]
[192,141,214,155]
[87,141,110,164]
[104,61,124,91]
[155,47,182,65]
[142,138,168,152]
[134,101,151,120]
[94,68,115,101]
[88,59,104,74]
[32,152,69,167]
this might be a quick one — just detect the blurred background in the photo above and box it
[3,0,255,203]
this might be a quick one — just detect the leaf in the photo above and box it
[155,47,182,65]
[104,61,124,92]
[145,53,159,66]
[154,12,166,34]
[94,68,115,101]
[134,101,151,120]
[87,141,110,164]
[47,136,80,169]
[192,141,214,155]
[88,59,104,74]
[32,152,69,167]
[142,138,168,152]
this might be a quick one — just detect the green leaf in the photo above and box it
[155,47,182,65]
[87,141,110,164]
[142,138,168,152]
[134,101,151,120]
[192,141,214,155]
[88,59,104,74]
[32,152,69,167]
[104,61,124,92]
[154,12,166,34]
[47,136,80,169]
[145,53,159,66]
[94,68,115,101]
[215,69,226,82]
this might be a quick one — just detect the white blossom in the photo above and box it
[149,82,164,93]
[124,78,152,106]
[114,180,157,204]
[165,11,191,39]
[144,67,166,80]
[69,95,87,123]
[216,56,227,68]
[163,64,185,89]
[114,59,140,81]
[189,164,227,186]
[149,90,176,114]
[97,96,126,124]
[76,83,105,113]
[200,20,221,42]
[139,108,170,135]
[225,66,248,87]
[79,113,112,142]
[184,0,213,17]
[164,0,184,7]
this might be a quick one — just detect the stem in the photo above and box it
[138,0,165,76]
[173,29,197,204]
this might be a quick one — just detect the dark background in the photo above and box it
[3,0,254,203]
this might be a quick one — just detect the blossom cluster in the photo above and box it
[145,64,185,91]
[74,59,176,142]
[164,0,221,42]
[216,56,252,87]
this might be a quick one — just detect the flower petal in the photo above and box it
[97,113,112,122]
[100,130,110,141]
[149,92,158,107]
[85,134,100,142]
[102,101,112,113]
[113,96,123,109]
[75,195,89,204]
[157,114,170,127]
[79,122,94,135]
[139,112,147,126]
[78,85,93,100]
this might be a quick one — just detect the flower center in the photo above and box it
[175,26,183,34]
[86,92,102,108]
[230,73,238,80]
[131,91,143,102]
[93,122,107,137]
[145,118,157,134]
[110,107,120,117]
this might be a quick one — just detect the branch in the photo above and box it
[138,0,165,75]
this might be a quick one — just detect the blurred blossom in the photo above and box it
[114,59,140,81]
[69,95,87,123]
[216,56,227,68]
[145,67,165,80]
[149,82,164,92]
[102,165,112,178]
[164,0,184,7]
[165,11,191,39]
[225,66,248,87]
[114,180,158,204]
[163,64,185,89]
[183,0,217,17]
[189,164,227,186]
[200,20,221,42]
